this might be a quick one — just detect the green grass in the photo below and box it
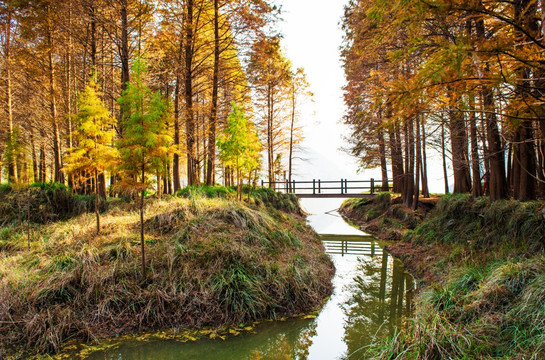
[0,192,333,357]
[361,195,545,360]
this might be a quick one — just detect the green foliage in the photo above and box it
[117,59,171,193]
[2,128,23,183]
[216,102,261,197]
[251,187,300,213]
[64,78,118,183]
[175,185,235,199]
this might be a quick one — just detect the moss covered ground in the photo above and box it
[0,186,333,358]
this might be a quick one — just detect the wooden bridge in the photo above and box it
[262,179,388,198]
[320,235,382,257]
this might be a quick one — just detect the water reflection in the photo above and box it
[342,251,415,359]
[83,208,414,360]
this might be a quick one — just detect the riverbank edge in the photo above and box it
[339,193,545,359]
[0,190,335,359]
[339,193,441,285]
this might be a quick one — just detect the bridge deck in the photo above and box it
[296,193,375,199]
[262,178,388,199]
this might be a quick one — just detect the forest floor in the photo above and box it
[340,193,545,359]
[0,186,334,359]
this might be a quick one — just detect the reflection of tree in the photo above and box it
[295,322,318,360]
[247,319,317,360]
[343,254,415,359]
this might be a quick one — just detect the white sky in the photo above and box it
[275,0,448,193]
[275,0,361,180]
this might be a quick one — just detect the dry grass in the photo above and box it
[0,195,334,358]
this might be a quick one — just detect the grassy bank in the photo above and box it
[340,194,545,359]
[0,187,334,358]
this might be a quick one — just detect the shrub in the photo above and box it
[175,185,235,199]
[0,182,105,225]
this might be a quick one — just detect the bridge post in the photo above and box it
[285,180,288,193]
[261,180,264,188]
[318,179,321,194]
[371,178,375,194]
[344,179,348,194]
[292,180,295,193]
[313,179,316,195]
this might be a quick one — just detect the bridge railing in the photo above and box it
[261,179,389,195]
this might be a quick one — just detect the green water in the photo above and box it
[85,200,414,359]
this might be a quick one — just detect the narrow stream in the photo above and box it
[85,199,414,359]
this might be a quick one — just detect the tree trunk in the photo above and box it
[378,129,389,191]
[389,125,404,193]
[185,0,197,186]
[441,120,449,194]
[267,83,274,189]
[95,170,100,235]
[206,0,220,186]
[47,18,63,184]
[140,165,146,279]
[5,8,16,183]
[288,85,296,190]
[420,120,429,198]
[31,131,38,183]
[403,119,415,207]
[39,144,46,183]
[449,108,471,193]
[412,116,421,210]
[469,94,482,197]
[119,0,130,136]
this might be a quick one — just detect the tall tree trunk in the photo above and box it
[119,0,130,136]
[449,108,471,193]
[140,165,146,279]
[206,0,220,186]
[412,116,421,210]
[39,143,46,183]
[31,130,38,183]
[378,129,389,191]
[5,8,16,183]
[267,83,274,188]
[288,84,296,190]
[441,120,450,194]
[475,24,507,201]
[67,0,74,189]
[420,120,429,198]
[389,125,404,193]
[47,16,63,184]
[173,75,182,191]
[469,94,482,197]
[185,0,197,185]
[403,119,415,207]
[95,170,100,235]
[512,0,538,201]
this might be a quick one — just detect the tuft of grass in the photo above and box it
[0,192,333,357]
